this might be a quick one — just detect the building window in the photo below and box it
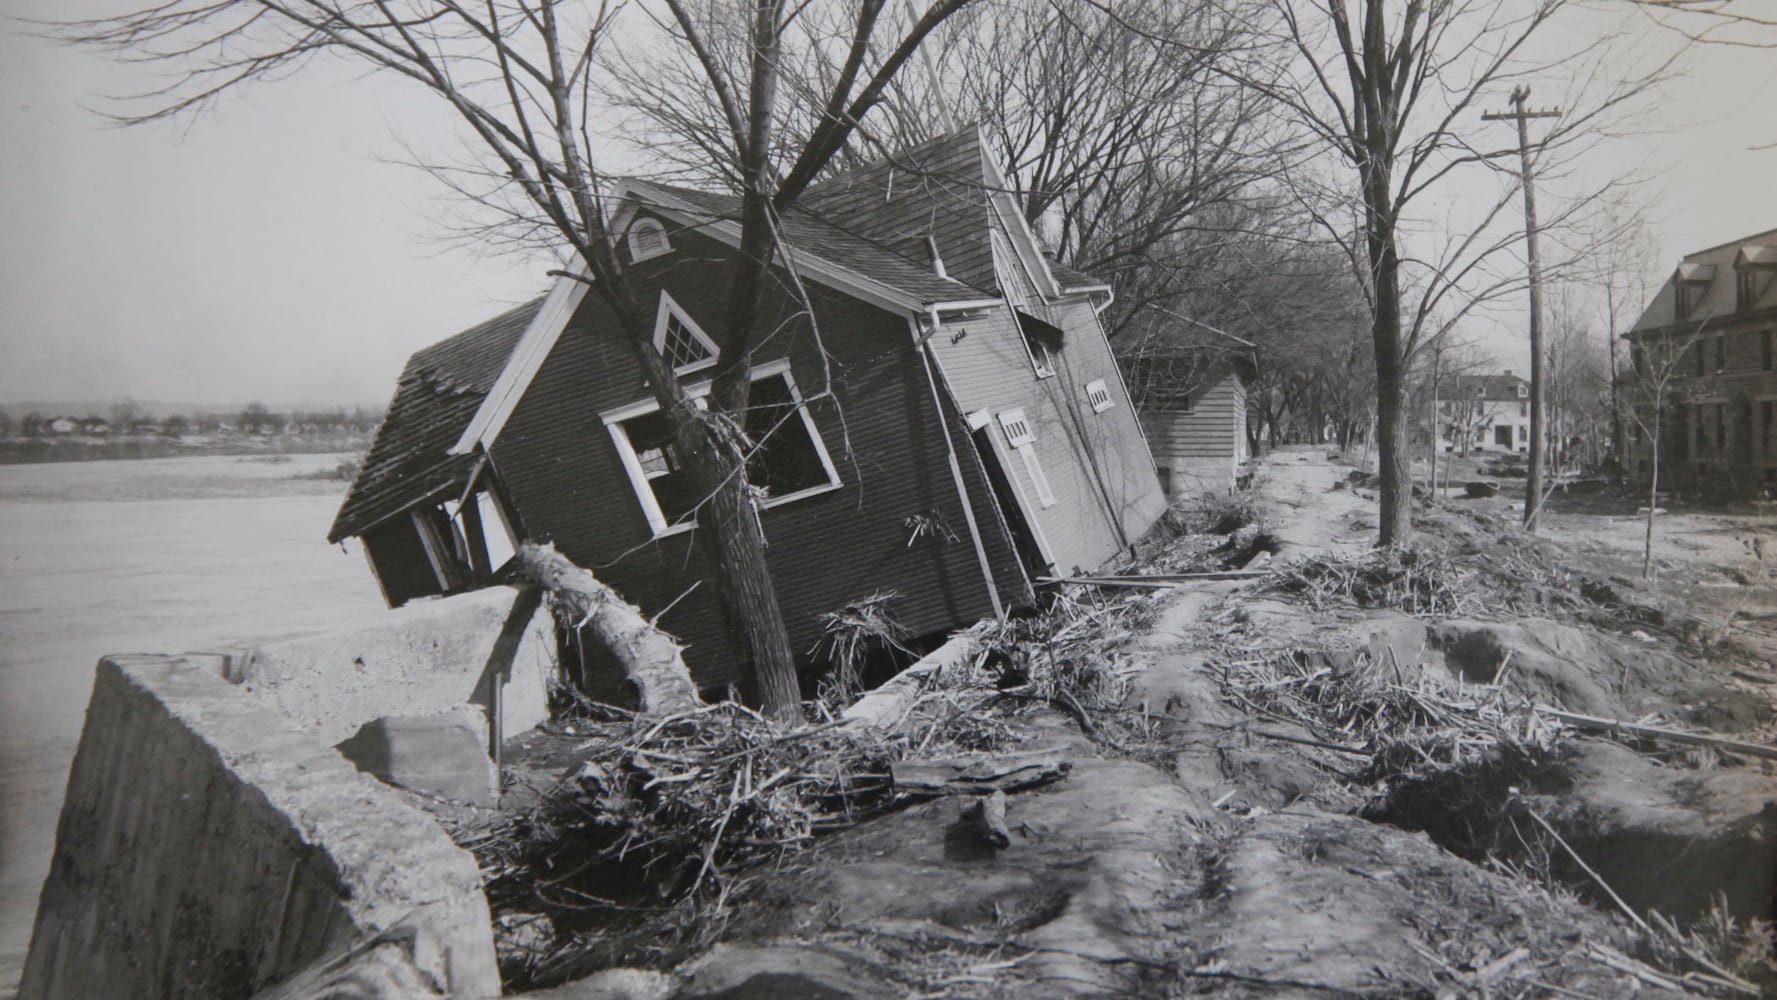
[1763,330,1774,372]
[1677,283,1699,318]
[1716,336,1727,370]
[627,217,672,263]
[1739,269,1758,310]
[604,362,839,535]
[1516,384,1528,398]
[1152,388,1193,412]
[1519,402,1528,417]
[1696,341,1707,377]
[1717,404,1728,451]
[1765,401,1776,450]
[1633,345,1646,378]
[1016,311,1063,379]
[998,408,1057,508]
[653,292,719,375]
[1084,379,1114,413]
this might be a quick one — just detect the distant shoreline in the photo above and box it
[0,434,371,466]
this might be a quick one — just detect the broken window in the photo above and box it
[605,362,839,535]
[1016,311,1063,379]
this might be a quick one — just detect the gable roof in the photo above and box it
[327,297,541,542]
[1631,226,1777,333]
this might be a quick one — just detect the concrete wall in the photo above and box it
[20,654,500,1000]
[230,584,556,747]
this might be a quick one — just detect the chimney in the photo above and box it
[1503,369,1513,378]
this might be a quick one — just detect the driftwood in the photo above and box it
[891,755,1071,795]
[965,790,1012,849]
[518,543,701,715]
[843,629,984,731]
[1537,706,1777,761]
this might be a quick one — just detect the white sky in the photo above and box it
[0,3,1773,410]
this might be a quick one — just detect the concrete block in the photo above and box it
[21,654,500,1000]
[237,584,557,746]
[336,707,500,807]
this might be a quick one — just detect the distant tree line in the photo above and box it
[3,403,383,440]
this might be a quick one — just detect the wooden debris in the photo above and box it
[844,628,986,731]
[965,790,1011,848]
[891,755,1071,796]
[1536,706,1777,761]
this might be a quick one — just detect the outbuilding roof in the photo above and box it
[327,297,541,542]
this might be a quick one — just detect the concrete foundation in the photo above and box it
[227,584,556,747]
[20,654,501,999]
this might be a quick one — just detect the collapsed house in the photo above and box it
[328,128,1167,700]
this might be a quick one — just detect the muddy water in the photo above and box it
[0,455,388,995]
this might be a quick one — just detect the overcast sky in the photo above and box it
[0,3,1773,410]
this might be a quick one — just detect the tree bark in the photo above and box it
[673,409,804,722]
[517,543,702,715]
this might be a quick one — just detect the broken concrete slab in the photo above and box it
[235,583,556,747]
[335,706,500,806]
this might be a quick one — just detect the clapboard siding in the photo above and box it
[1141,375,1245,495]
[927,276,1164,574]
[489,222,1006,694]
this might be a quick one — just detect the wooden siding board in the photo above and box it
[927,295,1163,574]
[490,225,1002,691]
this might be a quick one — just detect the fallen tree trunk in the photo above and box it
[891,755,1071,795]
[518,543,702,715]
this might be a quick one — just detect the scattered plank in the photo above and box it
[891,755,1071,796]
[1536,706,1777,761]
[1038,570,1269,589]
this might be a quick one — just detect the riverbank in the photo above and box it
[0,454,385,995]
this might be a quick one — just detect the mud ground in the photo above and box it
[515,450,1777,998]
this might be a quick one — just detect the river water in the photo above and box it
[0,455,390,994]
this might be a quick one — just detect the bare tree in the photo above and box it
[1182,0,1679,546]
[1625,319,1714,577]
[56,0,977,722]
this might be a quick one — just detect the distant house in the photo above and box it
[1124,337,1254,497]
[78,417,110,436]
[1436,372,1531,454]
[46,417,78,435]
[1624,227,1777,495]
[328,128,1166,702]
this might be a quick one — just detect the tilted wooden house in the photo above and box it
[328,128,1166,700]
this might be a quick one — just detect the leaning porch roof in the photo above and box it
[328,297,542,542]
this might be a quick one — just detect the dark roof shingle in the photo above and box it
[328,297,542,542]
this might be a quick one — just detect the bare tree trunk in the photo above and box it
[1644,406,1661,579]
[518,543,702,714]
[1368,208,1413,546]
[669,407,804,722]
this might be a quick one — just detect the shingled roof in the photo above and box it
[1446,372,1530,402]
[646,181,992,304]
[328,297,542,542]
[800,128,1000,294]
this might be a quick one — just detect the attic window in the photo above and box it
[1739,269,1758,310]
[1016,311,1063,379]
[603,361,840,536]
[1084,379,1114,413]
[627,217,672,263]
[1516,384,1528,398]
[653,292,718,374]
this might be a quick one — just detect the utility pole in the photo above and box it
[1484,87,1561,531]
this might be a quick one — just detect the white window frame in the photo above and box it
[653,291,720,376]
[627,217,673,263]
[602,359,842,537]
[1084,378,1114,413]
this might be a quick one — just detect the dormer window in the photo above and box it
[653,292,718,374]
[627,217,672,264]
[1516,384,1528,398]
[1739,269,1758,310]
